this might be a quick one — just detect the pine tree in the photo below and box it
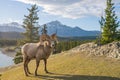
[22,4,39,43]
[14,5,40,64]
[116,29,120,40]
[101,0,119,43]
[41,24,47,34]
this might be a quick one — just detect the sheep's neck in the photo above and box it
[44,46,52,53]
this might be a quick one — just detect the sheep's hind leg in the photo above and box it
[26,59,31,74]
[23,58,28,76]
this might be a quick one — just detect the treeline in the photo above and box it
[0,39,17,47]
[58,36,97,41]
[55,40,92,53]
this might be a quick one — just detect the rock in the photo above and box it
[70,42,120,59]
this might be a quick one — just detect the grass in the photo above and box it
[1,51,120,80]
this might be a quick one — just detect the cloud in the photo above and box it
[7,18,22,23]
[15,0,120,19]
[0,18,22,24]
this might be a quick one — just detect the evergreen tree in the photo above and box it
[41,24,47,34]
[22,4,39,43]
[116,29,120,40]
[100,0,119,43]
[13,5,40,64]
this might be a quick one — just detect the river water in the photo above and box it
[0,51,14,67]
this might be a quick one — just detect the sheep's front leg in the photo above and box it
[35,60,40,76]
[44,59,48,73]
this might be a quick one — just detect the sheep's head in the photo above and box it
[50,33,58,53]
[43,39,56,52]
[50,33,59,44]
[40,33,58,53]
[39,34,50,46]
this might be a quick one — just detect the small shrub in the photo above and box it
[13,47,23,64]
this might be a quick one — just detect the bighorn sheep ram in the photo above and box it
[21,33,58,76]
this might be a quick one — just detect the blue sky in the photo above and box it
[0,0,120,31]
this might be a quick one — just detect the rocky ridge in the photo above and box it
[70,42,120,59]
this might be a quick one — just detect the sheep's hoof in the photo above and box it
[28,72,31,74]
[25,74,29,76]
[45,70,49,73]
[35,73,38,76]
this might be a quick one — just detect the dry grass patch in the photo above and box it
[1,52,120,80]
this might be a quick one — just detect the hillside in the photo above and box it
[0,49,120,80]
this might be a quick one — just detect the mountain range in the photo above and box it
[0,22,24,32]
[0,21,100,38]
[44,21,100,37]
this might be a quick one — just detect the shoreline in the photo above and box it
[0,48,16,57]
[0,63,22,73]
[0,48,16,73]
[0,47,17,73]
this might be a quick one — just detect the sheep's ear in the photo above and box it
[51,33,59,43]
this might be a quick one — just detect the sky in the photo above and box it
[0,0,120,31]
